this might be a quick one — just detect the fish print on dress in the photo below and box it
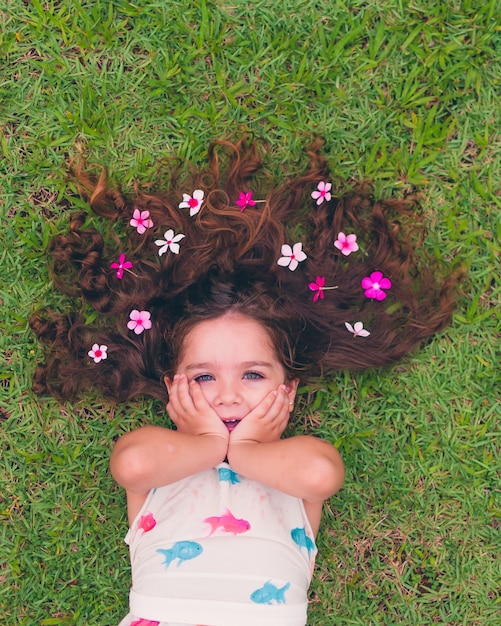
[218,467,240,484]
[204,508,251,536]
[130,619,160,626]
[137,512,156,533]
[250,580,290,604]
[291,526,315,556]
[156,540,203,568]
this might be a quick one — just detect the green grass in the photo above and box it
[1,0,500,624]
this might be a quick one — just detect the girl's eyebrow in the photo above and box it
[184,361,274,371]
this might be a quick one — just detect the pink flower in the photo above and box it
[127,310,152,334]
[138,512,157,533]
[88,344,108,363]
[179,189,204,216]
[236,192,256,211]
[361,271,392,300]
[334,232,359,256]
[309,276,326,302]
[130,620,160,626]
[344,322,371,337]
[110,253,133,279]
[277,242,307,271]
[130,209,153,234]
[311,181,332,205]
[154,229,185,255]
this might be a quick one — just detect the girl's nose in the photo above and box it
[214,380,241,405]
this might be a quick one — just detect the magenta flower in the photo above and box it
[309,276,326,302]
[88,344,108,363]
[110,253,133,279]
[311,181,332,205]
[130,209,153,234]
[236,192,256,211]
[361,271,392,300]
[127,310,152,334]
[344,322,371,337]
[334,232,359,256]
[179,189,204,217]
[277,242,307,271]
[130,620,160,626]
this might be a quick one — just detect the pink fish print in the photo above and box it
[204,508,251,536]
[130,619,160,626]
[138,512,156,533]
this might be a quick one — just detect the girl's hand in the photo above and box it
[167,374,229,445]
[229,384,290,446]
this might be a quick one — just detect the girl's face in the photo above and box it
[169,313,298,430]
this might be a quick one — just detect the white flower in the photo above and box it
[154,229,185,256]
[311,181,332,205]
[88,344,108,363]
[277,242,307,271]
[344,321,371,337]
[179,189,204,216]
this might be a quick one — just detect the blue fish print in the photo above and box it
[218,467,240,484]
[250,580,290,605]
[291,527,315,555]
[156,541,203,568]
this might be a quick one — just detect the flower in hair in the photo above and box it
[362,271,392,300]
[110,254,133,279]
[345,321,370,337]
[308,276,339,302]
[130,209,153,234]
[127,310,152,334]
[236,191,256,211]
[179,189,204,216]
[277,242,307,271]
[311,181,332,205]
[155,229,185,256]
[334,232,359,256]
[88,344,108,363]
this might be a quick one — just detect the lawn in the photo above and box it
[1,1,500,624]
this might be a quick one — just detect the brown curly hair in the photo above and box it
[30,138,459,403]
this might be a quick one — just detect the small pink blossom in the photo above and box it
[154,229,185,256]
[345,321,371,337]
[334,232,359,256]
[277,242,307,271]
[309,276,326,302]
[179,189,204,216]
[236,191,256,211]
[361,271,392,300]
[88,344,108,363]
[110,253,133,279]
[130,620,160,626]
[311,181,332,205]
[127,310,152,334]
[130,209,153,234]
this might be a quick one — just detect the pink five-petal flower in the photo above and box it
[130,209,153,234]
[344,321,371,337]
[311,181,332,205]
[334,232,359,256]
[154,229,185,256]
[308,276,326,302]
[127,310,152,334]
[110,253,133,279]
[236,191,256,211]
[277,242,307,271]
[88,344,108,363]
[361,271,392,300]
[179,189,204,216]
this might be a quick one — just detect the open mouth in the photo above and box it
[223,419,241,432]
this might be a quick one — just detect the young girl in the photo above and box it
[31,138,458,626]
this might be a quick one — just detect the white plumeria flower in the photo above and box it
[179,189,204,216]
[155,229,185,256]
[88,344,108,363]
[277,242,307,271]
[344,321,371,337]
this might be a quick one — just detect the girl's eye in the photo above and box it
[244,371,264,380]
[194,374,214,383]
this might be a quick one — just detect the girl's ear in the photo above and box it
[164,376,172,394]
[286,378,299,407]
